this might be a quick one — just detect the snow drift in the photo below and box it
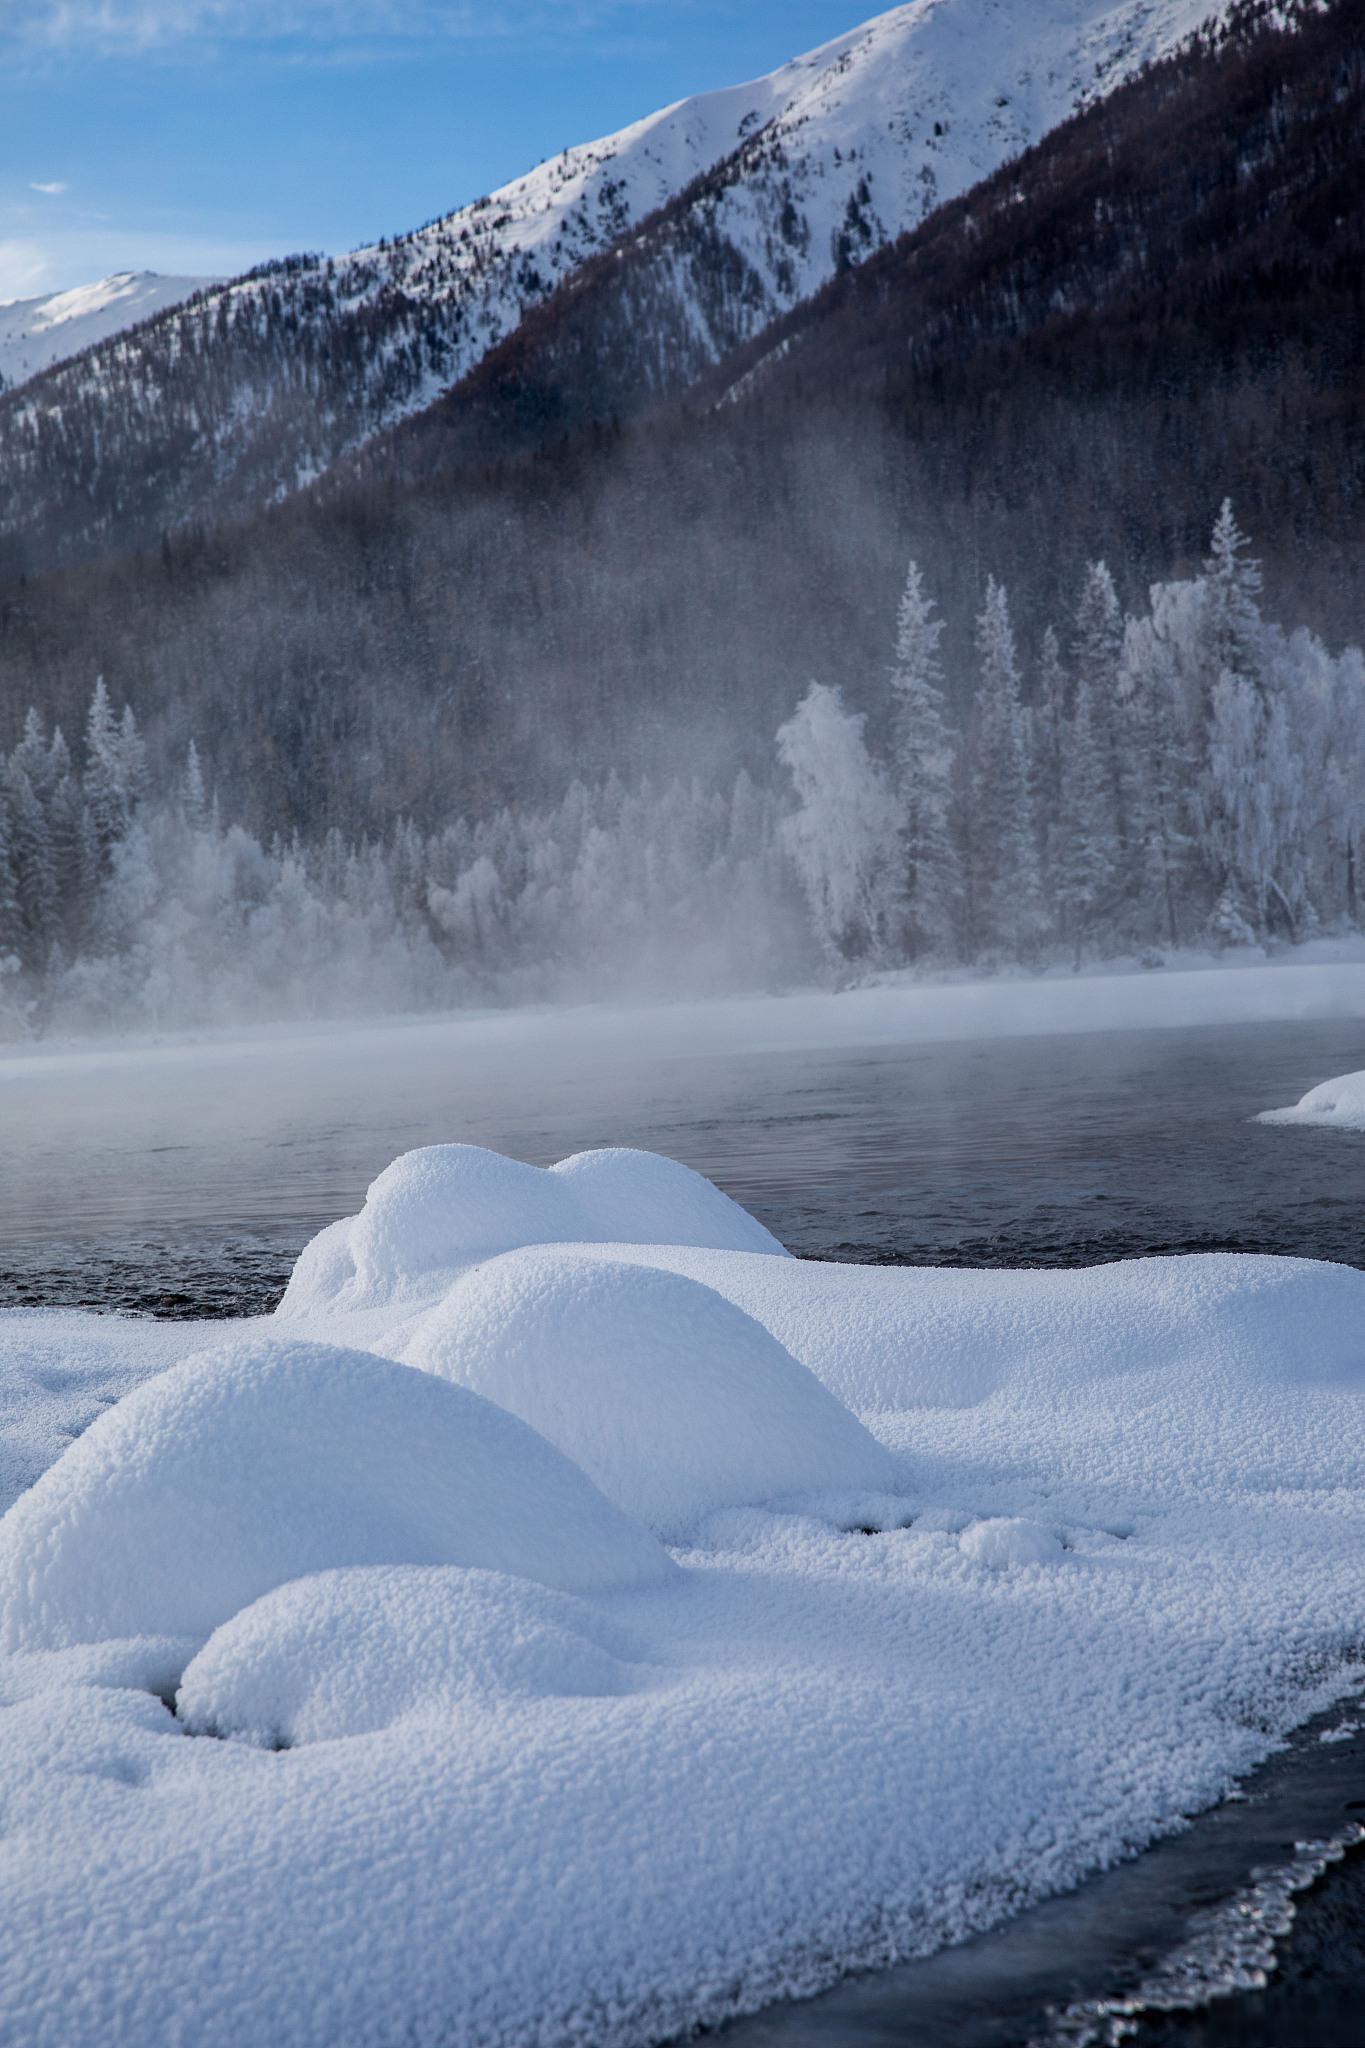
[178,1565,655,1746]
[3,1139,1365,2048]
[278,1141,787,1315]
[1260,1067,1365,1131]
[0,1334,670,1652]
[392,1247,894,1536]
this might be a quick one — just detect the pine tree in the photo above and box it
[4,762,58,970]
[967,579,1043,962]
[84,678,129,855]
[0,793,22,961]
[1071,561,1128,892]
[1202,499,1264,692]
[1031,625,1068,906]
[1119,613,1194,951]
[1054,678,1118,967]
[887,559,960,959]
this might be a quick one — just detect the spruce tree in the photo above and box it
[887,559,960,959]
[1055,678,1118,967]
[1072,561,1128,882]
[968,579,1042,962]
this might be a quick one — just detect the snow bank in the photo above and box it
[392,1248,895,1537]
[553,1240,1365,1440]
[1260,1067,1365,1131]
[5,1140,1365,2048]
[0,1335,669,1652]
[178,1565,654,1746]
[278,1141,787,1315]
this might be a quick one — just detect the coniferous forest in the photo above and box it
[2,503,1359,1036]
[0,0,1360,1035]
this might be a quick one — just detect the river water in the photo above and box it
[2,998,1364,2036]
[0,1009,1363,1313]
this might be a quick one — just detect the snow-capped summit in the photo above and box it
[0,0,1246,561]
[318,0,1239,406]
[0,271,216,391]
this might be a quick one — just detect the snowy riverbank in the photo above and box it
[2,1143,1365,2045]
[3,939,1365,1085]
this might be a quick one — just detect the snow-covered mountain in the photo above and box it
[0,0,1245,568]
[0,272,215,392]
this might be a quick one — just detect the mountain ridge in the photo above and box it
[0,0,1240,576]
[0,272,216,394]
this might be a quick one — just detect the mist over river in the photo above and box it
[0,979,1362,1312]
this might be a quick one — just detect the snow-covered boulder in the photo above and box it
[277,1143,788,1317]
[177,1565,653,1747]
[1260,1068,1365,1131]
[0,1336,671,1653]
[391,1248,896,1538]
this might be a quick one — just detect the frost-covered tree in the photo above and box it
[1117,609,1194,950]
[1202,498,1265,695]
[4,761,57,970]
[776,682,897,971]
[0,794,21,959]
[887,559,959,958]
[1071,561,1128,883]
[1054,677,1118,967]
[966,579,1043,962]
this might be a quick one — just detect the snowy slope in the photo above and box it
[0,272,215,392]
[0,0,1245,563]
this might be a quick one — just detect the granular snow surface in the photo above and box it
[1,1141,1364,2047]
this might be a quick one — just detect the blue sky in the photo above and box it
[0,2,881,301]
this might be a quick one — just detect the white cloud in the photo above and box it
[3,0,682,53]
[29,180,69,195]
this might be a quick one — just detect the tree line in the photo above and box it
[0,505,1360,1038]
[781,504,1364,976]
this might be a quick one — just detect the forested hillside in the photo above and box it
[0,0,1355,838]
[0,0,1228,578]
[0,0,1358,1032]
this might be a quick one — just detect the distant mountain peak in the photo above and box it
[0,0,1250,566]
[0,271,217,391]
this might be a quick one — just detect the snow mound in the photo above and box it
[960,1519,1064,1569]
[277,1141,788,1314]
[177,1565,654,1747]
[1260,1069,1365,1131]
[559,1243,1365,1429]
[0,1336,670,1652]
[392,1248,895,1538]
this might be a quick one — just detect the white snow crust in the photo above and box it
[0,1334,670,1651]
[392,1247,893,1535]
[278,1140,787,1314]
[178,1565,655,1746]
[2,1138,1365,2047]
[1260,1066,1365,1131]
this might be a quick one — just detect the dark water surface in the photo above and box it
[3,1003,1364,2040]
[1,1010,1363,1314]
[715,1703,1365,2048]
